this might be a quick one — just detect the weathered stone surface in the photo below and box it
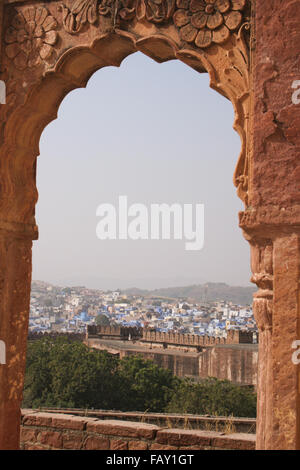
[156,428,214,447]
[211,432,256,450]
[251,0,300,208]
[62,432,84,450]
[110,439,128,450]
[50,414,97,431]
[242,0,300,451]
[128,440,148,450]
[20,428,37,443]
[149,443,178,450]
[83,435,110,450]
[37,430,63,449]
[23,412,53,428]
[86,419,159,440]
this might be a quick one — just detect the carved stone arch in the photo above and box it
[0,0,251,230]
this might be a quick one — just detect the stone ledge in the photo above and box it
[22,412,98,431]
[20,411,256,450]
[156,428,214,447]
[211,433,256,450]
[36,407,256,433]
[50,414,98,431]
[86,419,160,440]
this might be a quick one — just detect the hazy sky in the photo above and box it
[32,51,252,290]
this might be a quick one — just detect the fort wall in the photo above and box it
[87,325,256,349]
[85,327,258,386]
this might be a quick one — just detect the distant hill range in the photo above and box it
[122,283,256,305]
[31,280,256,306]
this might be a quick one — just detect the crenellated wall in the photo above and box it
[87,325,255,349]
[87,325,143,340]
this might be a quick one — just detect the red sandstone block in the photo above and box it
[21,409,37,420]
[50,413,97,431]
[62,431,84,450]
[23,412,53,427]
[110,439,128,450]
[37,430,63,449]
[149,443,178,450]
[20,427,38,443]
[86,420,159,440]
[128,441,148,450]
[211,433,256,450]
[25,444,47,450]
[84,435,110,450]
[178,446,210,450]
[156,429,212,447]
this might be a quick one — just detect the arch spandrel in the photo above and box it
[0,0,251,227]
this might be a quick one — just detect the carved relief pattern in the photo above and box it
[251,243,273,291]
[4,6,58,70]
[117,0,248,49]
[3,1,249,70]
[250,241,274,332]
[60,0,112,34]
[119,0,175,22]
[173,0,246,48]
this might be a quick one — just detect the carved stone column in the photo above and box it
[247,236,274,449]
[0,222,37,450]
[240,209,300,450]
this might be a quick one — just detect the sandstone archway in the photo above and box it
[0,0,299,450]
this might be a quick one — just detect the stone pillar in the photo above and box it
[0,221,37,450]
[247,238,273,449]
[244,0,300,449]
[272,234,300,449]
[241,225,300,450]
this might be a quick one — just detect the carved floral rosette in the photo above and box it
[173,0,247,48]
[4,6,58,70]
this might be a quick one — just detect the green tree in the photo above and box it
[62,287,71,294]
[23,337,121,409]
[95,314,110,327]
[166,377,256,418]
[118,355,179,412]
[23,337,256,417]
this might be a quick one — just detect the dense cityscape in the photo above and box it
[29,280,258,340]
